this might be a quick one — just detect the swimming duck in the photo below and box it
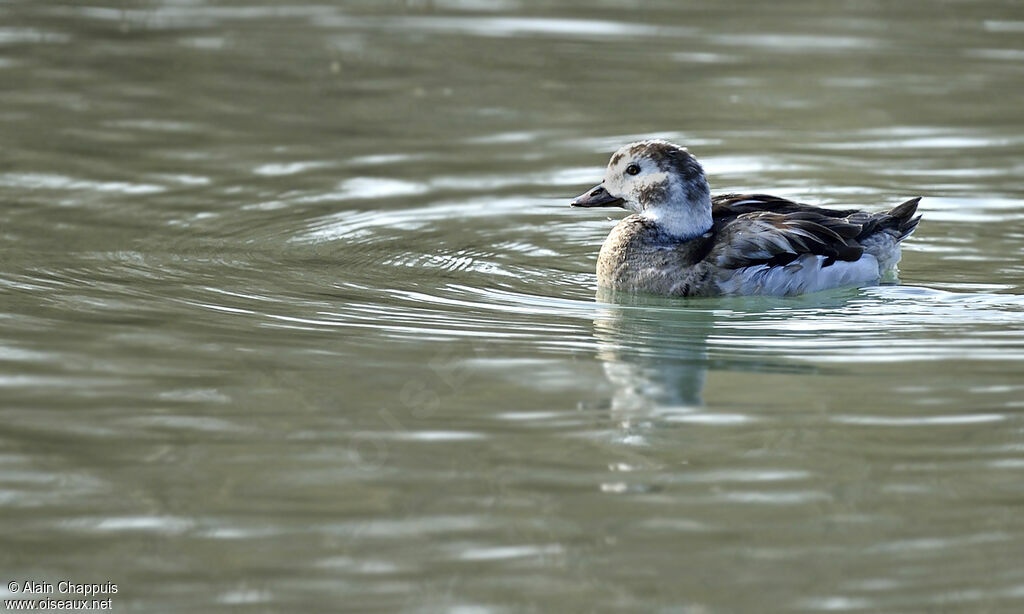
[570,140,921,297]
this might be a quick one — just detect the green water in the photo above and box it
[2,1,1024,612]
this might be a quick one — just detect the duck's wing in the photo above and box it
[710,210,865,270]
[712,193,861,222]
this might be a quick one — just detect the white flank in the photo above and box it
[719,254,881,296]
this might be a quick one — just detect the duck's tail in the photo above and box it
[884,197,923,242]
[855,197,922,275]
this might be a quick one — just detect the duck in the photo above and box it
[570,139,922,297]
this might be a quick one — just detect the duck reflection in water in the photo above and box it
[590,288,858,417]
[592,287,716,413]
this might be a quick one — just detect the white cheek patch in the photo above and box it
[604,174,626,197]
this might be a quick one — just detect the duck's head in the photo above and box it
[570,139,712,239]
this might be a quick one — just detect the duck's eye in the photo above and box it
[626,163,640,176]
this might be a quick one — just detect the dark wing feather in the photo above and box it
[712,193,862,221]
[711,211,864,270]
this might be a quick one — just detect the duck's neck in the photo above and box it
[640,196,713,240]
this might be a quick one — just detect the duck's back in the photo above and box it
[712,193,863,221]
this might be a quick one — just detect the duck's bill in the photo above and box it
[570,184,625,208]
